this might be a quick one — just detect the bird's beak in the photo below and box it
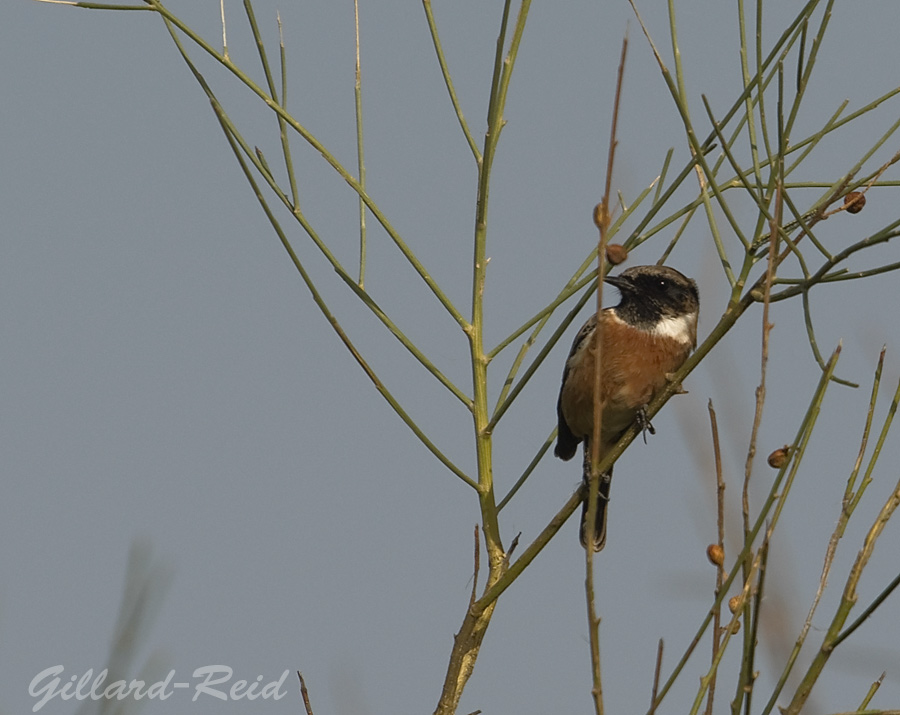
[604,273,631,290]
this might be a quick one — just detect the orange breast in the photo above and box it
[559,311,692,447]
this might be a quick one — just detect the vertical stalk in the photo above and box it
[585,32,628,715]
[354,0,367,287]
[434,5,531,713]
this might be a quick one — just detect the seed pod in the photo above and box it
[767,446,790,469]
[843,191,866,214]
[605,243,628,265]
[592,202,607,229]
[728,595,742,613]
[706,544,725,567]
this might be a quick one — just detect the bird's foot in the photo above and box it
[636,405,656,444]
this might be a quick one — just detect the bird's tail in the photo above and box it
[580,448,612,552]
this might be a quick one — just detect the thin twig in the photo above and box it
[584,30,628,715]
[743,531,769,715]
[275,13,299,211]
[705,400,726,715]
[469,526,480,608]
[857,672,885,711]
[649,639,664,714]
[733,119,783,713]
[421,0,480,160]
[506,532,521,561]
[845,347,886,504]
[496,432,554,511]
[33,0,153,8]
[219,0,227,60]
[831,569,900,648]
[354,0,367,287]
[297,672,315,715]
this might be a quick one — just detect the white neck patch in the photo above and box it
[651,312,696,344]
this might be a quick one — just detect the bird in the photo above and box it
[554,264,699,551]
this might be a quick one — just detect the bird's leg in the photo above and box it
[635,405,656,444]
[580,443,612,500]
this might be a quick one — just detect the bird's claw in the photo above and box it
[636,405,656,444]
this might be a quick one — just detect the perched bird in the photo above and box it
[555,265,699,551]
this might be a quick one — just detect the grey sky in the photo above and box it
[4,1,900,714]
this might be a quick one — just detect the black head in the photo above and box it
[605,265,699,329]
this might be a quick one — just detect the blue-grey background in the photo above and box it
[4,1,900,713]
